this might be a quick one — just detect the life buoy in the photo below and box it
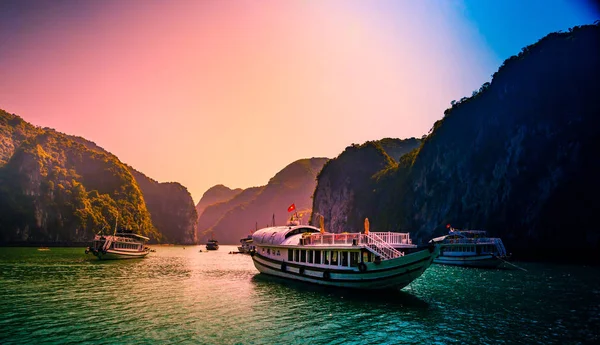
[281,262,287,272]
[299,267,305,275]
[358,262,367,272]
[323,270,331,280]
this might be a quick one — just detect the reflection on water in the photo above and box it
[0,245,598,344]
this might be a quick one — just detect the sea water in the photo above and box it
[0,246,598,344]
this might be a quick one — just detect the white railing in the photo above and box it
[365,232,403,260]
[305,233,361,246]
[370,232,412,245]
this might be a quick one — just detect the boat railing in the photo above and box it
[303,233,403,260]
[446,238,498,245]
[363,232,403,260]
[305,233,361,246]
[370,232,412,245]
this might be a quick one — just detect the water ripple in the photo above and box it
[1,246,599,344]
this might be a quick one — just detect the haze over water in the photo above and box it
[1,246,598,344]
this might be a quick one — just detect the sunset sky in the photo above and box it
[0,0,597,203]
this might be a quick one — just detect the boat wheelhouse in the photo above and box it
[206,239,219,251]
[430,229,508,268]
[250,223,439,290]
[85,232,151,260]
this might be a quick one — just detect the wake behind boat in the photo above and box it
[430,226,509,268]
[250,217,439,290]
[85,230,151,260]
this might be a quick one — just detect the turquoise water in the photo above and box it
[0,246,598,344]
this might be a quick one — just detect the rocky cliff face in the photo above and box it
[0,110,197,244]
[195,185,242,219]
[310,24,600,261]
[204,157,328,244]
[197,186,263,240]
[311,139,420,233]
[129,170,197,244]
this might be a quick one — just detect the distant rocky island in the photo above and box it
[196,157,327,244]
[0,111,197,245]
[311,23,600,263]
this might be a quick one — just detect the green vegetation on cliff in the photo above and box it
[312,23,600,262]
[0,110,197,244]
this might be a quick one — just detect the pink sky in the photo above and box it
[1,1,502,203]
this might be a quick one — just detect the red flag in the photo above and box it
[287,204,296,212]
[446,224,451,229]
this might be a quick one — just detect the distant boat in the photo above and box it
[85,216,151,260]
[206,239,219,251]
[85,230,151,260]
[238,234,254,254]
[250,216,439,290]
[430,228,508,268]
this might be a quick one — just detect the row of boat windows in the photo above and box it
[286,249,376,267]
[114,243,139,250]
[443,245,497,253]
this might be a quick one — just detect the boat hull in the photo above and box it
[433,254,503,268]
[251,246,438,290]
[90,249,150,260]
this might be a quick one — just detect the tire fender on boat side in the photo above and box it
[299,267,305,275]
[358,262,367,272]
[323,270,331,280]
[281,262,287,272]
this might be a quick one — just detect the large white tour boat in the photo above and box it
[250,217,439,290]
[430,227,508,268]
[85,230,151,260]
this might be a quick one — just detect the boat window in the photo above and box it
[362,251,369,263]
[284,227,319,239]
[350,252,358,267]
[267,248,270,255]
[308,250,313,264]
[295,249,299,262]
[331,251,338,265]
[341,252,348,266]
[276,250,280,256]
[300,250,306,263]
[314,250,321,264]
[324,251,330,265]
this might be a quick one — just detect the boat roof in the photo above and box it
[431,229,494,243]
[115,233,150,241]
[454,230,487,234]
[252,225,320,246]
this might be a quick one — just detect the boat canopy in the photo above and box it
[115,233,150,241]
[252,225,320,246]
